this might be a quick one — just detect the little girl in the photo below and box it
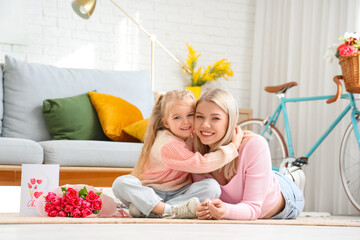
[112,89,242,219]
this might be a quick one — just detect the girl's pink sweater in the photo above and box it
[141,130,238,192]
[193,135,281,220]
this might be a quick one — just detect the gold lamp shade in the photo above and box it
[72,0,96,19]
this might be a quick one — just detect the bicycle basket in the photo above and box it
[339,51,360,93]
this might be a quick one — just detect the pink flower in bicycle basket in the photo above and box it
[338,44,358,56]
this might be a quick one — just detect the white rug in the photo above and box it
[1,212,360,227]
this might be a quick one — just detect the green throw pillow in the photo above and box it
[42,92,109,140]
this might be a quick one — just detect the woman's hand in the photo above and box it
[231,125,243,149]
[207,199,226,220]
[196,199,226,220]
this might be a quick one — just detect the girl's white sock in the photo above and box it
[163,204,172,215]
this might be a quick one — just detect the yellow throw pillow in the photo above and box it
[88,91,143,142]
[123,118,149,142]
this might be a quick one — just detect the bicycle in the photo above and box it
[239,75,360,212]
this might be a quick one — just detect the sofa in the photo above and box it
[0,55,154,187]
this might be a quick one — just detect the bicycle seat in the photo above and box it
[264,82,298,94]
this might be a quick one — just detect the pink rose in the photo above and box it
[70,197,83,209]
[48,210,58,217]
[45,192,56,202]
[64,204,74,213]
[61,196,69,206]
[81,208,93,217]
[82,200,91,209]
[55,205,62,211]
[71,208,82,218]
[86,191,100,202]
[52,196,61,206]
[66,188,78,199]
[91,199,102,211]
[45,202,55,212]
[57,211,67,217]
[338,44,358,56]
[337,43,346,50]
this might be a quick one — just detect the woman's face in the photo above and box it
[195,101,228,147]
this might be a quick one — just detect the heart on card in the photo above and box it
[34,192,43,199]
[30,178,36,185]
[37,179,42,184]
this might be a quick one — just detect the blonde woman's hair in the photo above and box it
[131,89,195,179]
[193,88,239,181]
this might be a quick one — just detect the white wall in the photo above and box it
[0,0,256,108]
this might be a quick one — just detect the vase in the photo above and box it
[186,86,201,99]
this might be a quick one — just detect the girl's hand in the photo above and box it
[231,125,243,149]
[196,199,212,220]
[207,199,226,220]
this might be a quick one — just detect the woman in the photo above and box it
[193,88,305,220]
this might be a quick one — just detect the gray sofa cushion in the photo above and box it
[40,140,142,167]
[0,138,43,164]
[0,63,3,135]
[2,55,153,141]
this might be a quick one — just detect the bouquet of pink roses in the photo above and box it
[44,186,102,217]
[35,184,130,218]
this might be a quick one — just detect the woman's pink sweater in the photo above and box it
[193,135,281,220]
[141,130,238,191]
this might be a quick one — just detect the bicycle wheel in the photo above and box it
[339,117,360,212]
[239,119,288,170]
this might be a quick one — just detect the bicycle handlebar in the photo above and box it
[326,75,343,104]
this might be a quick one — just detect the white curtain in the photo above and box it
[251,0,360,215]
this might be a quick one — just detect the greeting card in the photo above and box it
[20,164,59,216]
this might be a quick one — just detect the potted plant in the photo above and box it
[185,43,233,99]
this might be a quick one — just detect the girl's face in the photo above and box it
[162,100,194,141]
[195,101,228,147]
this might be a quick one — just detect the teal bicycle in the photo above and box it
[239,76,360,211]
